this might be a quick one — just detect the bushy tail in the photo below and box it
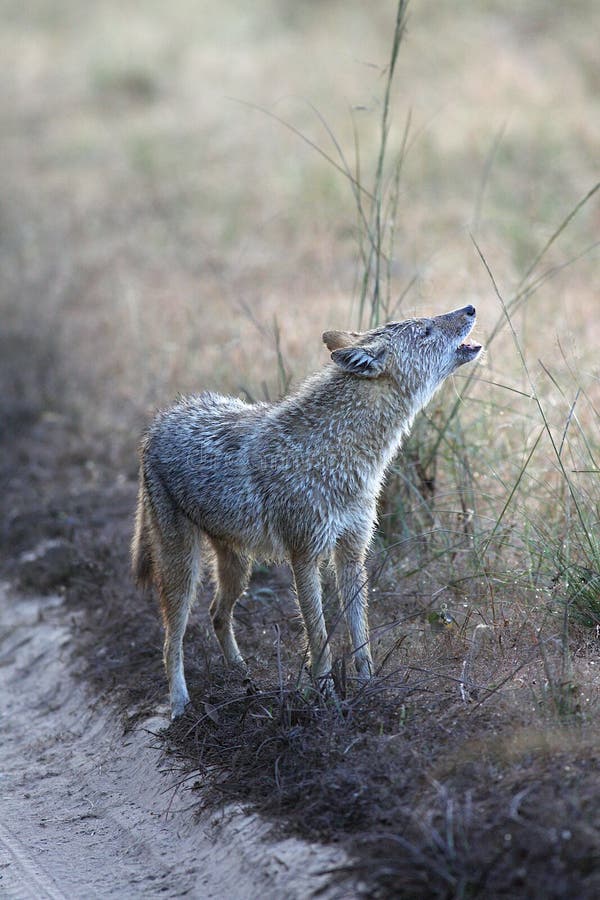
[131,473,154,588]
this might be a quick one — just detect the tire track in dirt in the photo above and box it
[0,819,67,900]
[0,585,348,899]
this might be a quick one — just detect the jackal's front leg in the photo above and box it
[291,555,332,682]
[334,539,373,680]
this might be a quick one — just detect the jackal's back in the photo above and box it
[142,392,269,548]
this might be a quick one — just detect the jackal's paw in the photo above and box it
[224,657,256,693]
[303,669,337,701]
[225,654,249,673]
[319,673,337,699]
[242,674,259,695]
[355,656,374,682]
[170,694,192,721]
[227,658,251,683]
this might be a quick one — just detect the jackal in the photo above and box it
[132,305,482,717]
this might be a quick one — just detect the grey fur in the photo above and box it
[132,305,482,718]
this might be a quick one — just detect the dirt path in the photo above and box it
[0,584,348,899]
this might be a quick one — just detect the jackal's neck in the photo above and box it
[289,365,416,467]
[331,369,415,454]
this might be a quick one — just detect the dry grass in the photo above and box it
[3,1,600,897]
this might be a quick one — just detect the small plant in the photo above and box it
[562,564,600,628]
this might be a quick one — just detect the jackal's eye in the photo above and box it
[423,325,433,338]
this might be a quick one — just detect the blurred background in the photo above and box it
[2,2,599,596]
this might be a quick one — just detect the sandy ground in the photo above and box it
[0,583,350,899]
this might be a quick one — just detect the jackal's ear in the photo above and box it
[330,340,388,378]
[322,329,362,351]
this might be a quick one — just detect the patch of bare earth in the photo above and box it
[0,589,348,899]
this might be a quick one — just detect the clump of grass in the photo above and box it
[563,565,600,628]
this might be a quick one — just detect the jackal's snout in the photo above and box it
[444,304,476,329]
[445,304,482,365]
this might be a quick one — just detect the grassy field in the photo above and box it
[2,1,600,896]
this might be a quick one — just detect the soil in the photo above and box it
[0,584,347,899]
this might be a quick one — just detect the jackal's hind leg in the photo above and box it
[209,540,252,669]
[156,521,201,719]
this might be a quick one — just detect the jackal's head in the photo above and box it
[323,305,482,407]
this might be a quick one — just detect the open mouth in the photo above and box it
[458,339,482,356]
[455,321,483,364]
[447,308,483,367]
